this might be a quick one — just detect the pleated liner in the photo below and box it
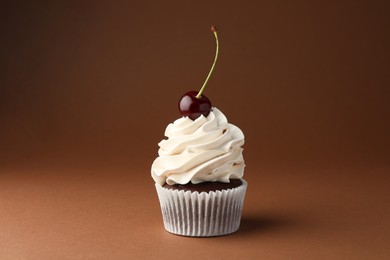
[155,179,247,237]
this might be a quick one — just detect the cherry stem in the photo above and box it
[196,26,219,99]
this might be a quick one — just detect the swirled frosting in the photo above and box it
[151,107,245,186]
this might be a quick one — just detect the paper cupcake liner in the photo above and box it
[155,179,247,237]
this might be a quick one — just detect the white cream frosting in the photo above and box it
[151,107,245,186]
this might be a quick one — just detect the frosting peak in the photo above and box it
[151,108,245,186]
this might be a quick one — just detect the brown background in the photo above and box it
[1,1,389,259]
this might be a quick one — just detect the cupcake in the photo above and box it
[152,108,246,237]
[151,26,247,237]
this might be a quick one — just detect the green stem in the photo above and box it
[196,28,219,99]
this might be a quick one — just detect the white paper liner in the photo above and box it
[155,179,247,237]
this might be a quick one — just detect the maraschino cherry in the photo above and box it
[179,25,219,120]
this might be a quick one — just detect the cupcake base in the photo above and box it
[155,179,247,237]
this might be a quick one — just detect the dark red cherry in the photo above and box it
[178,91,212,120]
[177,27,218,120]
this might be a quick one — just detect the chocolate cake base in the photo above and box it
[156,179,248,236]
[162,179,242,193]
